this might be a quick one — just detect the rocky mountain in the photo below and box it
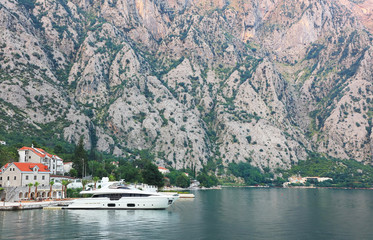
[0,0,372,172]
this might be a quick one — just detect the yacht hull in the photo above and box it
[66,195,178,210]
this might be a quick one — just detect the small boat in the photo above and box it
[66,182,179,210]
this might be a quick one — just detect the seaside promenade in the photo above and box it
[0,200,72,211]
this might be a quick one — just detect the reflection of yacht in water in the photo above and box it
[66,182,179,210]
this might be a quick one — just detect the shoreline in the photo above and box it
[162,185,222,191]
[0,200,72,211]
[222,185,373,190]
[2,186,372,211]
[164,185,373,191]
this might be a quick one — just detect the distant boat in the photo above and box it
[66,182,179,210]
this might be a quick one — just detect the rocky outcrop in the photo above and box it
[0,0,371,173]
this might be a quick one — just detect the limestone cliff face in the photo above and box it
[0,0,371,172]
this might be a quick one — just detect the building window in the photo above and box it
[34,176,37,180]
[26,176,29,180]
[14,176,16,180]
[7,176,9,180]
[0,177,2,180]
[42,176,45,180]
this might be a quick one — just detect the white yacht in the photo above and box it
[66,182,179,210]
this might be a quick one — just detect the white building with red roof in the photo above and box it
[63,162,73,174]
[158,166,170,174]
[0,162,51,188]
[18,146,64,175]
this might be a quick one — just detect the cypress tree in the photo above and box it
[72,136,88,178]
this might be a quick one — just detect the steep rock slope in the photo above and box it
[0,0,371,172]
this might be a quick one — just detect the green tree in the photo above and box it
[93,177,100,189]
[31,141,41,148]
[61,180,71,198]
[104,160,116,175]
[34,182,39,200]
[28,183,33,200]
[0,145,18,166]
[69,168,78,177]
[116,162,142,183]
[109,174,116,181]
[66,188,82,198]
[54,145,63,154]
[82,179,89,190]
[72,137,88,178]
[95,167,108,178]
[197,171,219,188]
[176,174,190,188]
[88,160,102,177]
[166,170,182,185]
[228,162,265,185]
[142,162,164,188]
[49,181,54,199]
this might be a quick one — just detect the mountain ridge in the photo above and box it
[0,0,371,173]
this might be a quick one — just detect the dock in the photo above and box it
[0,200,72,211]
[161,192,195,198]
[43,206,63,210]
[179,193,195,198]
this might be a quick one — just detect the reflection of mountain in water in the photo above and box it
[1,189,373,239]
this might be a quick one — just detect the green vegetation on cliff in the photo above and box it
[282,152,373,188]
[227,162,273,185]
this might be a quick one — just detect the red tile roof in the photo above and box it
[18,146,63,162]
[158,166,168,170]
[18,146,46,158]
[11,162,50,172]
[35,148,53,158]
[0,163,10,173]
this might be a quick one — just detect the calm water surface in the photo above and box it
[0,188,372,240]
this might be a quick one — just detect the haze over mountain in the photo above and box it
[0,0,372,172]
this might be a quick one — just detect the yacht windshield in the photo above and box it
[92,193,151,200]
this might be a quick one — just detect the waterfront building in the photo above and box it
[285,175,333,187]
[158,166,170,174]
[304,177,333,182]
[18,146,64,175]
[288,175,307,184]
[288,176,333,184]
[0,162,51,187]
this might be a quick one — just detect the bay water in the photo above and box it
[1,188,372,239]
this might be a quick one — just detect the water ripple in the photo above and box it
[1,189,373,240]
